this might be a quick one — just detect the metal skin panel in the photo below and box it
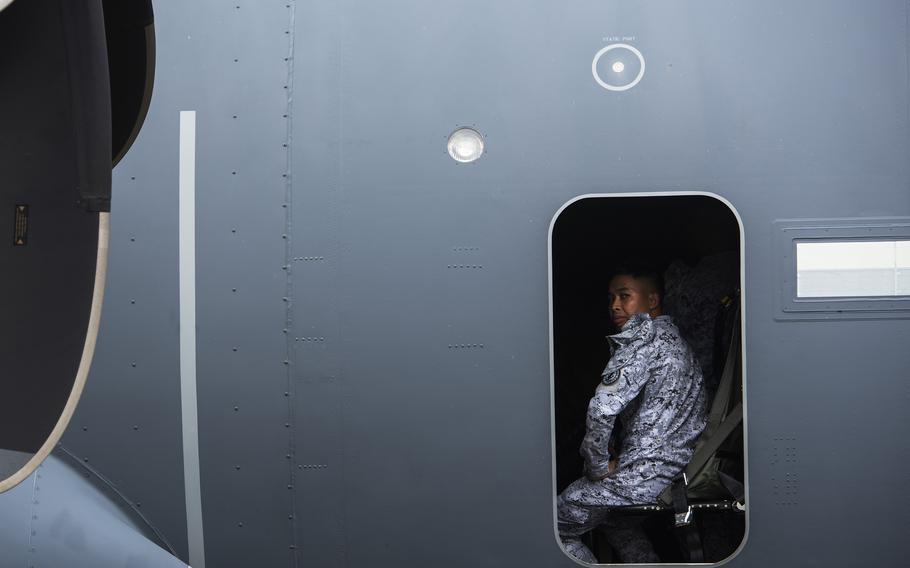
[54,0,910,567]
[66,1,295,566]
[290,1,909,567]
[188,4,295,567]
[0,452,185,568]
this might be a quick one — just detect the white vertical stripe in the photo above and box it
[179,110,205,568]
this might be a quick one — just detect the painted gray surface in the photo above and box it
[0,452,184,568]
[58,0,910,567]
[0,450,31,482]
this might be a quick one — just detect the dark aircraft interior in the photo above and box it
[551,194,744,562]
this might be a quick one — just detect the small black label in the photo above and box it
[13,204,28,246]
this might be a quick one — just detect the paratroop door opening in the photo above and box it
[551,194,745,564]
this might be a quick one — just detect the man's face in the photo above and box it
[608,274,660,330]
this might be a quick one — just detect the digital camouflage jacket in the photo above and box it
[580,313,707,491]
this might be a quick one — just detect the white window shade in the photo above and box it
[797,240,910,297]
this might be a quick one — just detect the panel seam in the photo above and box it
[26,466,39,568]
[283,2,299,566]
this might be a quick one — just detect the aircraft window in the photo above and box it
[796,240,910,297]
[775,219,910,320]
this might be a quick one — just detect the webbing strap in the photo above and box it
[704,306,740,440]
[671,475,689,513]
[670,474,693,527]
[670,474,705,561]
[719,471,746,502]
[686,403,743,482]
[659,403,743,506]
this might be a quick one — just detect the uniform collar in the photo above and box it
[602,314,674,383]
[608,313,658,347]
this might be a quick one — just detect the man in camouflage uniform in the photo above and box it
[557,267,707,563]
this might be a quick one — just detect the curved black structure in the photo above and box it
[104,0,156,166]
[0,0,154,493]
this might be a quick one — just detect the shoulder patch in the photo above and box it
[602,367,622,386]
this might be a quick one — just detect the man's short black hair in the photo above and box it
[610,262,665,299]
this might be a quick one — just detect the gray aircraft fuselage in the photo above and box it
[3,1,910,567]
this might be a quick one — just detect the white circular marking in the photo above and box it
[612,61,625,73]
[592,43,646,92]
